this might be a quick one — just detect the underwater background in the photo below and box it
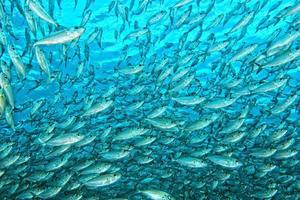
[0,0,300,199]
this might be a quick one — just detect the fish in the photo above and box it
[46,133,84,146]
[83,173,121,188]
[0,72,14,108]
[185,113,220,131]
[207,155,242,169]
[34,27,85,46]
[145,117,177,130]
[172,0,192,9]
[174,156,207,168]
[34,46,51,77]
[271,94,298,114]
[139,190,175,200]
[113,127,148,141]
[229,44,258,63]
[261,49,300,68]
[7,45,26,79]
[123,28,150,41]
[228,11,254,33]
[204,96,239,109]
[172,96,206,106]
[26,0,58,27]
[0,89,6,116]
[147,10,167,26]
[283,3,300,17]
[266,31,300,56]
[82,100,113,116]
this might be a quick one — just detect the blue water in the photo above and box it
[0,0,300,199]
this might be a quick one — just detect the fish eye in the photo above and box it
[296,28,299,31]
[74,26,79,29]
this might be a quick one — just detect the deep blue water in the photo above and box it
[0,0,300,199]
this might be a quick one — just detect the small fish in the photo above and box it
[271,94,298,114]
[175,156,207,168]
[262,49,300,68]
[7,45,26,79]
[228,11,254,33]
[139,190,175,200]
[205,96,239,109]
[0,89,6,116]
[0,73,14,108]
[46,133,84,146]
[114,128,148,141]
[26,0,58,27]
[208,155,242,168]
[34,27,85,46]
[172,96,206,106]
[283,3,300,17]
[229,44,258,63]
[123,28,150,41]
[250,148,277,158]
[83,173,121,188]
[83,100,113,117]
[145,117,177,130]
[267,31,300,56]
[252,78,288,93]
[35,46,51,77]
[108,1,116,12]
[185,113,220,131]
[81,10,92,27]
[147,10,167,26]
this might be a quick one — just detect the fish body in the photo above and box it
[7,45,26,79]
[229,44,258,62]
[46,133,84,146]
[172,96,205,106]
[34,27,85,46]
[83,100,113,116]
[27,0,58,26]
[207,155,242,168]
[175,156,207,168]
[83,173,121,188]
[185,113,220,131]
[35,46,51,77]
[0,73,14,108]
[140,190,175,200]
[228,11,254,33]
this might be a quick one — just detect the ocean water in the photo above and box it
[0,0,300,199]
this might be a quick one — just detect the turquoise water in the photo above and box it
[0,0,300,199]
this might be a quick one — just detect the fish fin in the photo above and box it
[252,62,263,73]
[55,24,66,31]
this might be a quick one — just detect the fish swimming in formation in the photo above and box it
[0,0,299,199]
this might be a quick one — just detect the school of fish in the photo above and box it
[0,0,300,199]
